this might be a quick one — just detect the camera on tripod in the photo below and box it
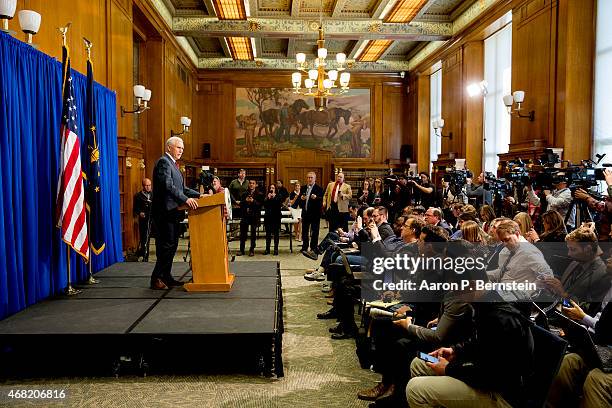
[443,169,472,196]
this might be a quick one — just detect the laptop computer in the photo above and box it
[554,310,611,373]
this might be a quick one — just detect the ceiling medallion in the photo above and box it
[248,20,261,31]
[368,23,382,33]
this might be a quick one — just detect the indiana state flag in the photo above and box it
[84,57,105,255]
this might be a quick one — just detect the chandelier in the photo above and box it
[290,6,350,110]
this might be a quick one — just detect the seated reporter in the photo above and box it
[362,238,475,407]
[303,203,359,281]
[540,224,610,305]
[406,287,535,408]
[424,207,453,236]
[527,210,570,277]
[487,220,554,294]
[315,208,376,324]
[547,284,612,408]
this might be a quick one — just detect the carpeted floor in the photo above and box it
[0,227,378,407]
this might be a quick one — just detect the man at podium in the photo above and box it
[150,136,202,290]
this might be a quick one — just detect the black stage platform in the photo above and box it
[0,261,283,378]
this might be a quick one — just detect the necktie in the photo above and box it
[332,183,339,203]
[499,248,516,280]
[305,185,313,210]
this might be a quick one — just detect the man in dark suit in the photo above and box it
[150,136,201,290]
[133,178,153,261]
[238,179,263,257]
[301,171,324,258]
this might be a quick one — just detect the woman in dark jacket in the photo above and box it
[357,179,374,208]
[264,184,282,255]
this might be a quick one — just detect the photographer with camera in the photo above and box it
[410,172,435,210]
[572,168,612,241]
[544,174,572,219]
[465,172,492,207]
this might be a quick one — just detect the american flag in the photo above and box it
[56,46,89,261]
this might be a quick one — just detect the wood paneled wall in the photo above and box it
[8,0,198,253]
[407,0,597,180]
[191,71,408,168]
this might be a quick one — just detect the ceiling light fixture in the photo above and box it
[227,36,254,60]
[384,0,428,23]
[291,0,350,110]
[212,0,246,20]
[357,39,393,62]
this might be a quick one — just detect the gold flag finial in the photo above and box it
[57,22,72,47]
[83,37,92,60]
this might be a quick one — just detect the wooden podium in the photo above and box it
[183,192,235,292]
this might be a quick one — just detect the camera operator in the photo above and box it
[505,183,541,218]
[573,168,612,241]
[544,174,572,219]
[410,172,435,209]
[389,176,410,220]
[465,172,492,207]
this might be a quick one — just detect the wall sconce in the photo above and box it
[18,9,40,45]
[503,91,535,121]
[0,0,16,33]
[170,116,191,137]
[121,85,152,117]
[432,118,452,140]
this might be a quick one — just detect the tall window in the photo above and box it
[430,68,442,172]
[484,23,512,173]
[594,0,612,194]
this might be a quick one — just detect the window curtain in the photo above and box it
[0,32,123,320]
[430,68,442,172]
[594,0,612,195]
[484,23,512,174]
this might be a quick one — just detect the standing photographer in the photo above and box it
[410,172,435,209]
[544,175,572,220]
[573,168,612,241]
[134,178,153,261]
[465,173,492,207]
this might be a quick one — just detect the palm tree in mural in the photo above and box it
[245,88,282,138]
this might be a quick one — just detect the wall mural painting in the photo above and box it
[235,87,371,158]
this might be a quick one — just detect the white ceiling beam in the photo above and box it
[291,0,300,17]
[173,17,452,40]
[413,0,440,20]
[203,0,217,16]
[287,38,296,58]
[348,40,368,59]
[220,37,232,58]
[371,0,396,19]
[331,0,348,18]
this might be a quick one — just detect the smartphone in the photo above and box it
[418,352,439,364]
[562,298,572,308]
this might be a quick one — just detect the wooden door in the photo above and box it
[276,149,332,188]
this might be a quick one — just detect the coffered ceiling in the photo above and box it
[154,0,498,70]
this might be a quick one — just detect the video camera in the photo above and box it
[199,167,215,192]
[443,169,472,196]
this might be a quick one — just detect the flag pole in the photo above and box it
[86,210,100,284]
[58,22,81,296]
[84,37,99,285]
[65,241,81,295]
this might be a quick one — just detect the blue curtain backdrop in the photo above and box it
[0,32,123,320]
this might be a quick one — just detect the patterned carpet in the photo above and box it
[0,229,378,407]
